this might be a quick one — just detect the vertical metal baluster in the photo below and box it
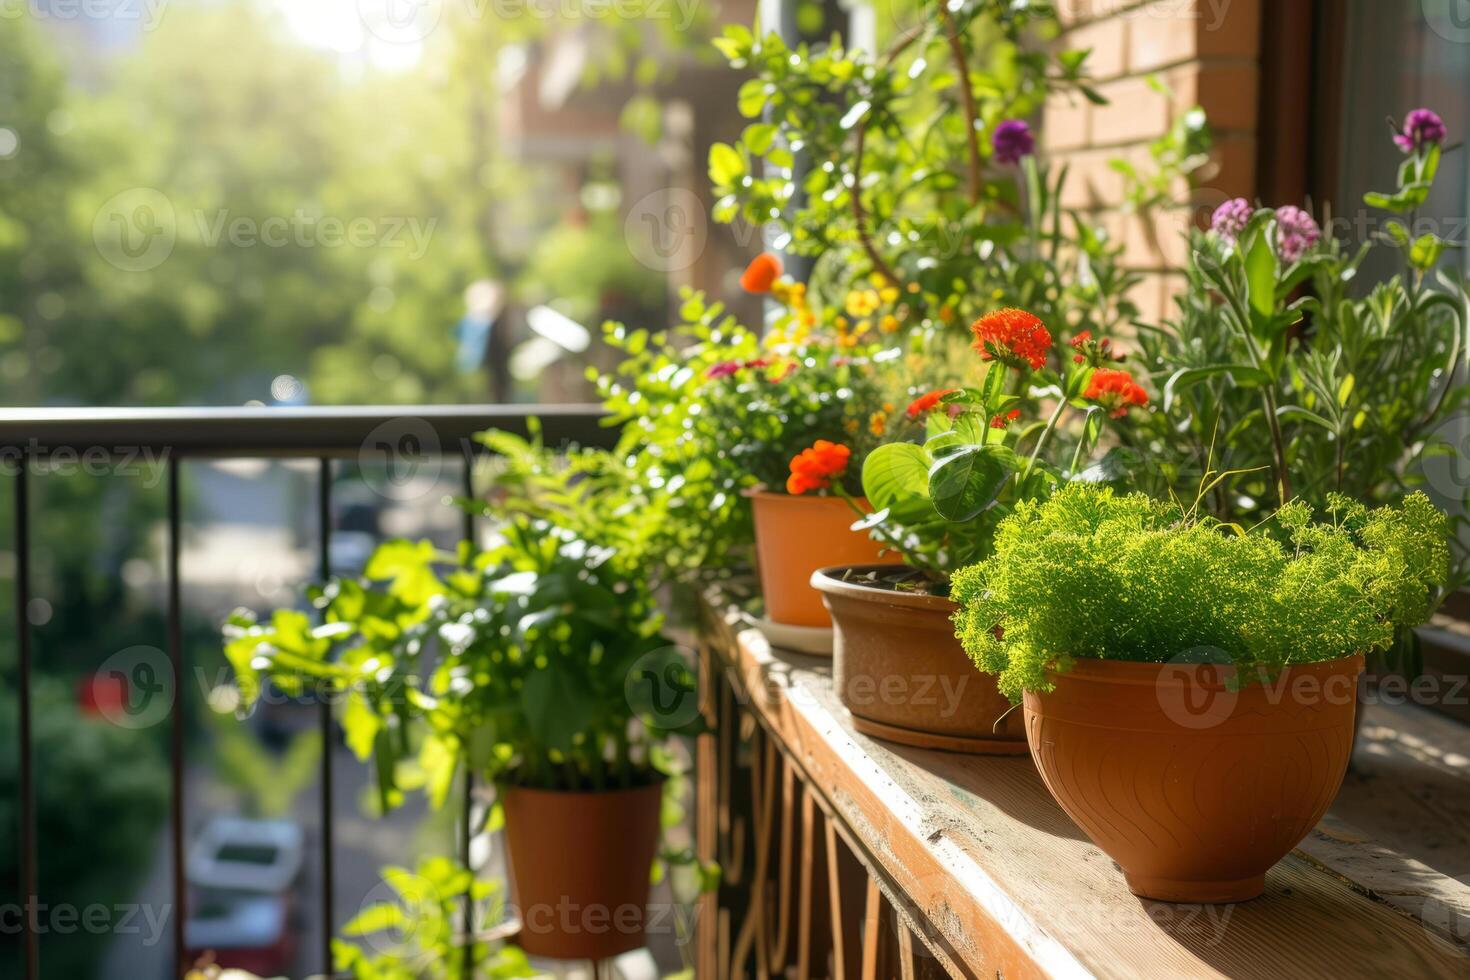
[167,454,186,976]
[14,454,37,979]
[318,458,335,978]
[460,447,476,980]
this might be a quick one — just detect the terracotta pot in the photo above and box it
[501,780,663,960]
[748,491,884,628]
[813,565,1027,754]
[1025,654,1363,903]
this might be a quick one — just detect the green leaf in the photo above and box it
[861,443,931,510]
[708,143,744,186]
[1075,447,1144,485]
[928,446,1013,522]
[1410,233,1447,271]
[743,123,777,155]
[521,665,596,753]
[1162,365,1270,412]
[1244,228,1276,332]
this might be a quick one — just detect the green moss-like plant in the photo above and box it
[951,484,1450,701]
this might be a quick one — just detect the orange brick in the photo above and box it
[1089,76,1173,145]
[1113,209,1194,269]
[1044,94,1093,151]
[1202,134,1257,201]
[1064,18,1129,79]
[1056,0,1142,26]
[1122,271,1186,325]
[1197,0,1259,58]
[1169,63,1259,132]
[1058,148,1128,210]
[1127,3,1200,72]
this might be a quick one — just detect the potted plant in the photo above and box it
[598,276,893,634]
[951,483,1450,902]
[813,308,1149,752]
[223,519,705,963]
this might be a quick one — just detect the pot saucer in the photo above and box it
[742,613,835,656]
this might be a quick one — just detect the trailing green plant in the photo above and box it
[952,483,1451,700]
[1125,108,1469,588]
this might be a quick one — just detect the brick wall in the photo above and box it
[1044,0,1262,323]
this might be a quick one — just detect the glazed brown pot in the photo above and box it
[1025,654,1363,903]
[748,491,884,628]
[813,565,1026,755]
[501,780,663,960]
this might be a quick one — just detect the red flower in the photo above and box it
[705,360,742,380]
[990,409,1021,429]
[1069,331,1091,349]
[740,252,783,294]
[786,440,851,495]
[905,388,957,419]
[1084,368,1149,418]
[972,308,1052,371]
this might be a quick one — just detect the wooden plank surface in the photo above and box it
[700,593,1470,979]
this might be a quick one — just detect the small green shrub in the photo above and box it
[951,484,1450,701]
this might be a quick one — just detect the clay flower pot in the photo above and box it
[1025,654,1363,903]
[501,780,663,960]
[812,565,1026,755]
[748,491,884,628]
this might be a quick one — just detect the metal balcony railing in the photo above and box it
[0,404,615,979]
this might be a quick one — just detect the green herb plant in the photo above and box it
[1127,122,1468,576]
[952,483,1450,701]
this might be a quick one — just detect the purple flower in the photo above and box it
[704,360,743,380]
[991,119,1035,165]
[1211,198,1253,244]
[1275,206,1321,263]
[1394,108,1447,154]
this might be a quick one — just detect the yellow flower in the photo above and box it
[879,287,899,304]
[879,314,900,334]
[845,289,880,318]
[869,411,888,437]
[870,272,889,289]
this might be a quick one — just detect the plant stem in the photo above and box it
[937,4,983,205]
[847,27,922,287]
[1023,394,1070,487]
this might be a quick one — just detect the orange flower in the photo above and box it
[786,440,851,495]
[740,252,783,294]
[972,308,1051,372]
[905,388,956,419]
[1084,368,1149,418]
[990,409,1022,429]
